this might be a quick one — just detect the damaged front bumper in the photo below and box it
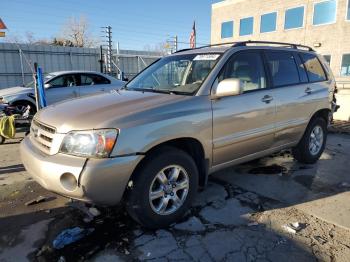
[20,136,143,206]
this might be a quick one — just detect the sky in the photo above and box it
[0,0,222,50]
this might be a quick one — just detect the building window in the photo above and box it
[260,12,277,33]
[323,55,331,65]
[284,6,304,29]
[240,17,254,36]
[347,0,350,20]
[341,54,350,76]
[313,0,337,25]
[221,21,233,39]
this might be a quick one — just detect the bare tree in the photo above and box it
[4,31,50,45]
[60,16,97,48]
[143,42,168,55]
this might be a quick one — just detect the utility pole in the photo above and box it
[166,35,178,54]
[174,35,178,52]
[101,26,113,74]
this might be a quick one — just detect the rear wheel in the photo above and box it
[292,117,327,164]
[126,147,198,229]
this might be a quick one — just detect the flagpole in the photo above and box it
[194,21,196,48]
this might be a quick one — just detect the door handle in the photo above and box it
[305,87,313,94]
[101,88,105,91]
[261,95,273,104]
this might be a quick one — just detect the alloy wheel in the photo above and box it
[149,165,189,216]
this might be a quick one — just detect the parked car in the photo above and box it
[20,41,337,228]
[0,71,125,114]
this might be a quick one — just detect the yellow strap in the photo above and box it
[0,115,17,139]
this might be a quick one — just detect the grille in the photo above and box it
[31,119,56,154]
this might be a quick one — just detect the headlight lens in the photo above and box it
[60,129,118,158]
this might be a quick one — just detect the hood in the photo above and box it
[0,86,33,97]
[35,90,188,133]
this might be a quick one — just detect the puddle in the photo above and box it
[248,164,288,175]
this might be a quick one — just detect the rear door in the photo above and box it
[45,74,79,104]
[78,73,112,97]
[212,50,276,166]
[265,50,328,148]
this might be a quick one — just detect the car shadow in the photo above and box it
[0,164,26,175]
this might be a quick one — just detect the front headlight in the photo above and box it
[60,129,118,158]
[0,96,7,104]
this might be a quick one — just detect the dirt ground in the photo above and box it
[0,132,350,262]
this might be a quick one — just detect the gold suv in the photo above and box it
[20,41,337,228]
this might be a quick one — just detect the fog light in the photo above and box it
[60,173,78,191]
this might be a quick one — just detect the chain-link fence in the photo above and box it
[0,43,162,89]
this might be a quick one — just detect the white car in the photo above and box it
[0,71,126,114]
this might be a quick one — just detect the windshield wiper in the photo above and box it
[126,87,191,96]
[152,89,192,95]
[126,87,168,94]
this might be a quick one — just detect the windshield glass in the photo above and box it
[126,53,221,95]
[24,73,57,88]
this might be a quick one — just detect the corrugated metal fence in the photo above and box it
[0,42,162,89]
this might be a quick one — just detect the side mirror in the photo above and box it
[214,78,243,98]
[44,83,51,89]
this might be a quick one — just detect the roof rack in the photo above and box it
[174,42,236,53]
[233,40,314,51]
[174,40,314,53]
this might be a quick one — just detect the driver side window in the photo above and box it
[48,74,77,88]
[219,51,267,92]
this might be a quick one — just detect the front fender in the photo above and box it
[111,96,213,161]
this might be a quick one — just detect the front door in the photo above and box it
[45,74,79,104]
[212,51,276,166]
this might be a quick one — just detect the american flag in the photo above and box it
[190,21,196,49]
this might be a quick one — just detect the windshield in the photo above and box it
[24,73,57,88]
[126,53,220,95]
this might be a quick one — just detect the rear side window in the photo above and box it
[300,53,327,82]
[294,54,309,83]
[80,74,111,86]
[265,51,300,87]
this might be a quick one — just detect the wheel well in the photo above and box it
[11,100,37,112]
[132,138,208,188]
[310,108,330,124]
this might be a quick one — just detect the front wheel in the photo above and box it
[13,102,36,116]
[292,117,327,164]
[126,147,198,229]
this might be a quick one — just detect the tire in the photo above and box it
[126,146,198,229]
[13,102,36,116]
[292,117,327,164]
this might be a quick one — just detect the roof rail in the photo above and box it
[233,40,314,51]
[174,42,238,53]
[174,40,314,53]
